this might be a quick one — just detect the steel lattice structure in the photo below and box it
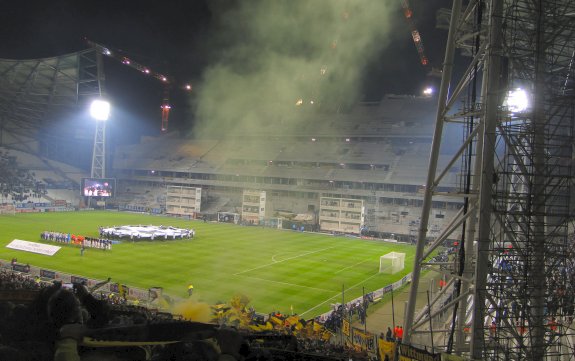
[404,0,575,360]
[0,49,106,172]
[90,51,107,179]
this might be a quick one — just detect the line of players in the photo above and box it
[40,230,112,250]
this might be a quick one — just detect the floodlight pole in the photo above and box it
[91,121,106,179]
[91,51,107,179]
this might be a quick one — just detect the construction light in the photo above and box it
[504,88,530,113]
[90,100,110,121]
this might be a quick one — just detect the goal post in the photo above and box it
[379,252,406,274]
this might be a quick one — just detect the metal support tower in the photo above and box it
[404,0,575,359]
[90,51,107,179]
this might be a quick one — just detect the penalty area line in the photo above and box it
[234,246,337,276]
[237,275,333,293]
[334,258,371,274]
[300,271,382,318]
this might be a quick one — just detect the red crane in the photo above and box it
[86,39,191,133]
[400,0,429,67]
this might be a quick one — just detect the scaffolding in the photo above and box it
[404,0,575,360]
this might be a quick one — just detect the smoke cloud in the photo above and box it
[190,0,400,139]
[172,298,213,323]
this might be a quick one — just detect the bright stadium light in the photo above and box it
[423,87,434,96]
[90,99,110,121]
[504,88,530,113]
[89,99,111,181]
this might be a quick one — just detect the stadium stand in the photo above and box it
[0,147,84,207]
[112,95,463,241]
[112,183,166,214]
[1,52,463,241]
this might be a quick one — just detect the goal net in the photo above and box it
[379,252,405,274]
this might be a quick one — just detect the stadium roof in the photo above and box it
[114,95,458,187]
[0,49,103,153]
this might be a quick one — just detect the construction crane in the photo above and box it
[86,39,191,133]
[400,0,430,67]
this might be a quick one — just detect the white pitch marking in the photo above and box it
[334,258,371,274]
[238,275,333,292]
[234,246,337,275]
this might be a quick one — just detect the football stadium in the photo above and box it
[2,0,575,360]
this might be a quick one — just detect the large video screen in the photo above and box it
[81,178,116,197]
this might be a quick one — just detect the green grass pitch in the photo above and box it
[0,211,415,317]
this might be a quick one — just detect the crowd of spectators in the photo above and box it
[467,236,575,344]
[0,270,374,360]
[0,150,47,202]
[0,269,42,290]
[322,295,372,333]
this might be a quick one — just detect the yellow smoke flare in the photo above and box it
[172,298,212,323]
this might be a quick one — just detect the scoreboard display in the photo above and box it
[81,178,116,197]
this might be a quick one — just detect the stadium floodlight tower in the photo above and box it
[89,99,110,179]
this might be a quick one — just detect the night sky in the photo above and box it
[0,0,451,141]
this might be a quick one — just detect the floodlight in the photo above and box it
[90,100,110,121]
[423,87,433,96]
[504,88,530,113]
